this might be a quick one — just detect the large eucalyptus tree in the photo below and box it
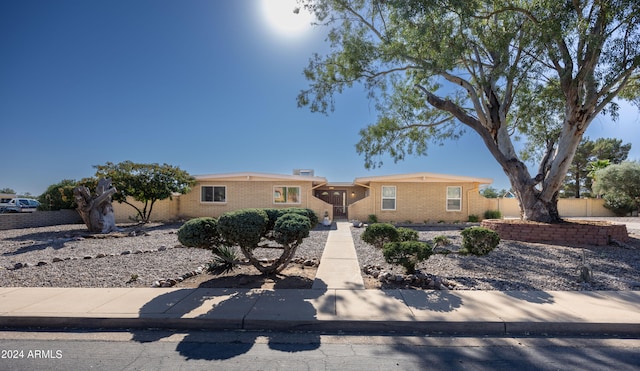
[298,0,640,222]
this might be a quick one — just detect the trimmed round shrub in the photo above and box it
[177,217,221,249]
[382,241,433,274]
[264,208,319,231]
[483,210,502,219]
[397,227,419,242]
[217,208,269,249]
[460,226,500,256]
[274,212,312,245]
[361,223,400,249]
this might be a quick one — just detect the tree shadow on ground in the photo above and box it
[131,280,328,360]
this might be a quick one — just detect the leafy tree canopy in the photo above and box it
[562,137,631,198]
[298,0,640,222]
[480,186,511,199]
[593,161,640,215]
[37,179,78,210]
[92,161,195,223]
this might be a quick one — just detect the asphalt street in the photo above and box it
[1,330,639,370]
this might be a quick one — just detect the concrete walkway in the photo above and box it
[312,222,365,290]
[0,221,639,336]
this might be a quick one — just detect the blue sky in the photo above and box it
[1,0,639,196]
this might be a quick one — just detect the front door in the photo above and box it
[317,190,347,218]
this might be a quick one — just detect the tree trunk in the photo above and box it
[74,178,119,233]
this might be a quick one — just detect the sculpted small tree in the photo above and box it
[178,208,317,275]
[73,178,119,233]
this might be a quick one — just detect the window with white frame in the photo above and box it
[201,186,226,203]
[446,186,462,211]
[273,186,301,204]
[381,186,396,210]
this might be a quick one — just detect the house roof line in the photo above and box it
[194,171,493,185]
[194,172,328,184]
[353,172,493,184]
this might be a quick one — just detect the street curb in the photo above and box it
[1,316,638,337]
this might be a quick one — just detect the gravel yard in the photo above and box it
[352,218,640,291]
[1,218,638,290]
[0,223,328,288]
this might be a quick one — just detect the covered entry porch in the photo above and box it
[313,183,368,220]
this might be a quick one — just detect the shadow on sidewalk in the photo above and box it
[131,279,329,360]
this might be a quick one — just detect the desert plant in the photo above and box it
[483,210,502,219]
[397,227,419,242]
[361,223,399,249]
[460,227,500,256]
[177,217,222,249]
[206,246,241,275]
[382,241,433,274]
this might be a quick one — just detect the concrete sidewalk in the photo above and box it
[0,222,639,336]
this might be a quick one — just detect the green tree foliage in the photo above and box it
[92,161,195,223]
[298,0,640,223]
[593,162,640,216]
[479,186,511,199]
[37,179,78,210]
[562,137,631,198]
[0,188,15,194]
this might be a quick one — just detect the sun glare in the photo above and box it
[261,0,314,37]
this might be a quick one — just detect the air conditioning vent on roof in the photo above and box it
[293,169,314,176]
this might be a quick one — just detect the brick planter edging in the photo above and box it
[480,219,629,246]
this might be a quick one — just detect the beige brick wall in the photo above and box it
[113,182,618,224]
[349,182,487,223]
[180,180,319,218]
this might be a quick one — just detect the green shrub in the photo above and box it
[177,217,222,249]
[283,207,318,228]
[460,226,500,256]
[382,241,433,274]
[397,227,419,242]
[483,210,502,219]
[361,223,399,249]
[603,191,636,216]
[468,214,480,222]
[433,235,451,247]
[217,208,269,250]
[273,212,312,245]
[264,208,319,230]
[367,214,378,224]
